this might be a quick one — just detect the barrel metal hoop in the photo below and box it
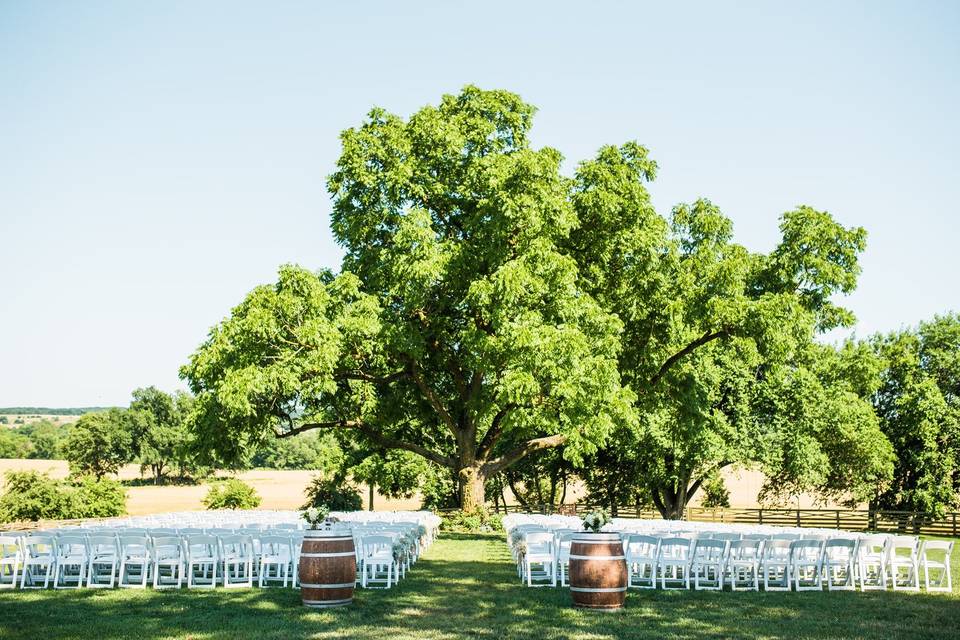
[572,539,622,544]
[302,598,353,607]
[300,552,356,558]
[300,582,355,589]
[569,554,625,561]
[569,586,628,593]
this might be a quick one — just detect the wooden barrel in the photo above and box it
[569,533,627,610]
[299,530,356,608]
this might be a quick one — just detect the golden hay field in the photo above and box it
[0,459,422,515]
[0,457,849,516]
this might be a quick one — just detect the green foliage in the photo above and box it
[0,471,126,523]
[699,473,731,508]
[69,476,127,518]
[128,387,201,483]
[181,86,633,510]
[439,509,503,533]
[202,478,261,510]
[61,410,133,479]
[870,314,960,515]
[0,471,74,521]
[301,474,363,511]
[251,431,344,471]
[0,429,34,458]
[17,419,70,459]
[419,466,460,510]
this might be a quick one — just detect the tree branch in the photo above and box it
[274,419,454,468]
[333,368,407,384]
[481,433,567,475]
[408,360,460,438]
[647,328,729,388]
[476,403,517,459]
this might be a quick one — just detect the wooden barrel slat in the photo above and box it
[569,533,627,610]
[299,531,356,608]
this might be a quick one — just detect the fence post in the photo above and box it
[836,510,840,529]
[758,509,763,525]
[796,509,801,528]
[954,512,957,537]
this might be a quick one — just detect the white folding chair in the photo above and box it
[791,539,824,591]
[361,535,397,589]
[625,535,659,589]
[219,534,254,588]
[761,539,792,591]
[522,532,555,587]
[53,535,89,589]
[87,535,119,588]
[857,534,889,590]
[152,536,184,589]
[554,532,575,587]
[691,539,727,591]
[0,536,23,589]
[258,535,293,588]
[19,535,56,589]
[657,538,692,590]
[822,538,858,591]
[888,535,920,591]
[919,540,953,592]
[725,539,762,591]
[118,535,151,588]
[185,534,219,588]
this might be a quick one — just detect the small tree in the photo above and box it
[0,471,73,522]
[302,474,362,511]
[62,410,133,479]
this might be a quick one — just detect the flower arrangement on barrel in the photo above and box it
[581,508,611,533]
[301,505,332,529]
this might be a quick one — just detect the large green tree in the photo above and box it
[128,387,198,483]
[565,145,892,518]
[182,87,631,510]
[870,313,960,515]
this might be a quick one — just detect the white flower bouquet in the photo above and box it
[301,505,331,529]
[581,508,610,533]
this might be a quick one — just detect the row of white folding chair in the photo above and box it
[0,532,299,589]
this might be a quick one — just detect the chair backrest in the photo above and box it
[219,534,252,557]
[362,535,394,556]
[693,539,727,560]
[626,534,659,557]
[87,535,118,555]
[823,538,857,558]
[185,535,218,557]
[658,537,691,560]
[0,536,22,558]
[920,539,954,561]
[789,539,823,561]
[888,535,919,559]
[712,533,742,542]
[151,536,183,555]
[118,535,151,556]
[259,535,292,556]
[21,535,55,557]
[55,535,88,557]
[762,538,792,559]
[728,538,762,559]
[859,534,888,557]
[771,533,800,541]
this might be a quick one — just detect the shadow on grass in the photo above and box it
[2,534,958,640]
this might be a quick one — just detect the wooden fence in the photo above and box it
[492,504,960,537]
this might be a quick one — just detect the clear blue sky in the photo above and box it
[1,1,957,407]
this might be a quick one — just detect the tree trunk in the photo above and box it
[368,483,375,511]
[459,465,486,511]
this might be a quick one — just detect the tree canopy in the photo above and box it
[181,86,898,512]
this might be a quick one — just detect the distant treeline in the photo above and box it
[0,407,117,416]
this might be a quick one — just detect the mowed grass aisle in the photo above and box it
[1,533,959,640]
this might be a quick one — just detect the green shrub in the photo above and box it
[302,475,362,511]
[439,509,503,533]
[202,478,261,510]
[70,476,127,518]
[0,471,127,522]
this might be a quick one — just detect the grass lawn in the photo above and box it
[1,533,958,640]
